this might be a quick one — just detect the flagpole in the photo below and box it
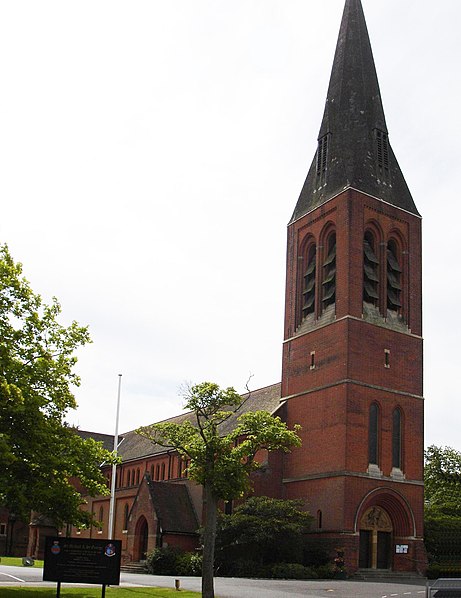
[108,374,122,540]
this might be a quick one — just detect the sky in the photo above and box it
[0,1,460,449]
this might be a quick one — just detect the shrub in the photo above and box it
[215,496,312,570]
[146,546,183,575]
[176,552,203,576]
[271,563,318,580]
[425,515,461,564]
[217,558,270,578]
[313,563,336,579]
[427,562,461,579]
[303,541,331,567]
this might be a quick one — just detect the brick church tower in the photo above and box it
[281,0,425,573]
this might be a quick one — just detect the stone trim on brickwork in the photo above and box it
[280,379,424,403]
[282,470,424,486]
[289,186,422,228]
[284,313,423,344]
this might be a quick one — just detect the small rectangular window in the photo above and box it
[384,349,390,369]
[0,523,6,535]
[310,351,316,370]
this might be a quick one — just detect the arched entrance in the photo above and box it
[134,516,149,562]
[355,487,416,572]
[359,506,392,569]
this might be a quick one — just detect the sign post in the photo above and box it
[43,537,122,597]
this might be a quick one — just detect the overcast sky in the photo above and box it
[1,1,459,450]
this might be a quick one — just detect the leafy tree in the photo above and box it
[137,381,301,598]
[0,244,116,528]
[215,496,313,572]
[425,445,461,517]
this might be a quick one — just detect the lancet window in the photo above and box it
[322,232,336,310]
[392,408,402,470]
[363,231,379,307]
[387,240,402,312]
[368,403,379,466]
[302,244,316,320]
[123,503,129,530]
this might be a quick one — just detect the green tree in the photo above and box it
[215,496,312,572]
[137,381,301,598]
[0,244,116,528]
[425,445,461,517]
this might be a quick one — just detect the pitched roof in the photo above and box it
[146,478,199,534]
[291,0,419,222]
[79,382,282,464]
[77,430,115,452]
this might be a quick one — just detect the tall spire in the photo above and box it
[291,0,419,222]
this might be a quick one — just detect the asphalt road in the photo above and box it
[0,565,429,598]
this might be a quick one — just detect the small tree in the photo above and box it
[137,381,301,598]
[425,445,461,517]
[0,244,116,528]
[215,496,313,572]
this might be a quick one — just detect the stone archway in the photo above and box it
[133,516,149,562]
[359,506,393,570]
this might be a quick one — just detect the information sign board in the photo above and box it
[43,537,122,586]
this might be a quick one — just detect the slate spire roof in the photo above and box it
[291,0,419,222]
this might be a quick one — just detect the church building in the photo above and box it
[5,0,425,575]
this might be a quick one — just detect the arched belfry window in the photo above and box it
[392,408,402,470]
[363,232,379,307]
[368,403,379,466]
[322,233,336,310]
[302,244,316,320]
[387,240,402,312]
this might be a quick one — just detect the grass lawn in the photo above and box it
[0,588,200,597]
[0,557,44,568]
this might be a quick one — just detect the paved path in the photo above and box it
[0,565,429,598]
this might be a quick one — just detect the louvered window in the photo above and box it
[302,245,316,319]
[316,134,329,178]
[387,241,402,311]
[368,403,379,466]
[392,408,402,469]
[363,233,379,306]
[322,234,336,309]
[376,129,389,173]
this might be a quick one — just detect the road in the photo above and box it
[0,565,429,598]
